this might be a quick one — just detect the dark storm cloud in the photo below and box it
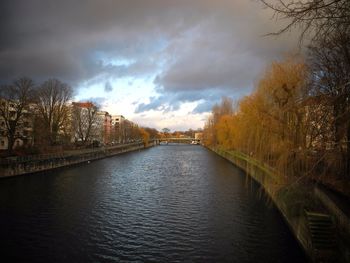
[0,0,207,84]
[154,4,300,96]
[1,0,300,109]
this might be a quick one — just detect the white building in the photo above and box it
[111,115,125,143]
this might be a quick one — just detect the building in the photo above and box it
[103,112,112,144]
[92,111,105,143]
[0,98,34,150]
[96,111,112,144]
[111,115,125,143]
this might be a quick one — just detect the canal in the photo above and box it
[0,145,307,262]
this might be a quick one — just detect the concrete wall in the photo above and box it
[210,147,350,262]
[0,141,155,178]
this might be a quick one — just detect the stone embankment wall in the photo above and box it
[0,142,155,178]
[210,147,350,263]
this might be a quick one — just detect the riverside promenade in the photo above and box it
[0,141,155,178]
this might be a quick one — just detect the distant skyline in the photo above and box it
[0,0,301,131]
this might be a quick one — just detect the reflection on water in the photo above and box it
[0,145,306,262]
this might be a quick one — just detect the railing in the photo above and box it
[0,140,156,177]
[0,141,154,166]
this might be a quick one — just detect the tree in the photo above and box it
[215,114,236,149]
[212,97,234,125]
[261,0,350,177]
[71,102,99,144]
[144,127,159,139]
[308,30,350,176]
[139,128,150,146]
[0,77,35,154]
[161,127,170,138]
[205,96,234,146]
[203,57,311,177]
[162,128,170,134]
[202,115,215,146]
[35,79,72,145]
[261,0,350,42]
[129,124,141,142]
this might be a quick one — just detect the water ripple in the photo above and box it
[0,145,306,262]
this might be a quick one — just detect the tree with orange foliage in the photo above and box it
[215,114,236,150]
[203,55,312,177]
[139,128,150,147]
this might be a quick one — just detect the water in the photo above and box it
[0,145,306,262]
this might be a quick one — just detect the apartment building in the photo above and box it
[98,111,112,144]
[111,115,125,143]
[0,98,34,150]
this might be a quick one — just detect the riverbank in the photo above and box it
[209,147,350,263]
[0,141,156,178]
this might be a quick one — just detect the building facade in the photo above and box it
[111,115,125,143]
[0,98,34,150]
[102,112,112,144]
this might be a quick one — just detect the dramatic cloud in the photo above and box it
[0,0,301,130]
[134,89,227,114]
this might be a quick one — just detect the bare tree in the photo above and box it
[261,0,350,42]
[35,79,72,145]
[0,77,35,154]
[308,30,350,176]
[71,102,99,144]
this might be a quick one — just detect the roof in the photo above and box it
[72,102,95,108]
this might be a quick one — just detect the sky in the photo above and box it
[0,0,300,131]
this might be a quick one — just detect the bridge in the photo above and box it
[158,138,201,144]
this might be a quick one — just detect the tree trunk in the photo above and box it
[347,120,350,178]
[7,136,14,155]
